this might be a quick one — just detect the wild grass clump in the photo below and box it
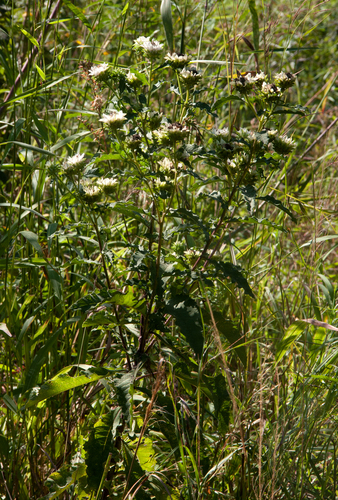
[1,1,338,499]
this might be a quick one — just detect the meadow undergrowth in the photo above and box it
[1,1,338,499]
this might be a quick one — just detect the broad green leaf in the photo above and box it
[24,365,113,408]
[84,408,121,492]
[130,437,157,471]
[1,141,54,156]
[164,294,204,357]
[20,230,44,257]
[275,320,308,364]
[62,0,92,31]
[212,260,255,298]
[43,461,87,500]
[161,0,174,52]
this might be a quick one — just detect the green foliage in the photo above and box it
[1,0,338,499]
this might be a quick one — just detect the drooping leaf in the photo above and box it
[164,294,204,356]
[24,364,113,408]
[211,261,255,298]
[84,409,121,491]
[257,195,297,223]
[160,0,174,52]
[275,320,308,364]
[20,230,45,257]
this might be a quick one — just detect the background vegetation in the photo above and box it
[1,0,338,499]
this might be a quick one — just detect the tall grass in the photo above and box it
[1,1,338,499]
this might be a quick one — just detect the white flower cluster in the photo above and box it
[133,36,163,59]
[260,81,282,100]
[100,110,127,131]
[165,52,191,69]
[88,63,110,82]
[179,67,202,87]
[271,134,295,155]
[63,153,86,175]
[274,71,296,91]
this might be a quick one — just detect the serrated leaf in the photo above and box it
[257,194,297,223]
[164,295,204,356]
[161,0,174,52]
[114,372,134,422]
[212,261,255,298]
[84,408,121,491]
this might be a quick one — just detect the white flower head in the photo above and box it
[97,177,118,194]
[81,180,102,203]
[274,71,296,91]
[126,71,142,88]
[63,153,86,175]
[159,157,174,176]
[88,63,110,82]
[133,36,163,59]
[261,81,282,100]
[233,73,255,94]
[154,122,189,145]
[100,110,127,131]
[252,71,266,88]
[165,52,191,69]
[214,127,230,139]
[179,67,202,87]
[272,134,296,155]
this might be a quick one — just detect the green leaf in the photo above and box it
[72,287,146,314]
[109,202,150,227]
[63,0,92,31]
[161,0,174,52]
[1,141,54,156]
[212,261,255,298]
[203,310,246,366]
[212,95,244,110]
[248,0,259,52]
[35,64,46,81]
[42,460,87,500]
[18,26,39,47]
[164,294,204,357]
[20,230,44,257]
[208,374,231,433]
[257,195,297,223]
[50,131,91,152]
[84,408,121,491]
[24,365,113,408]
[275,320,308,364]
[114,371,134,423]
[23,327,64,394]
